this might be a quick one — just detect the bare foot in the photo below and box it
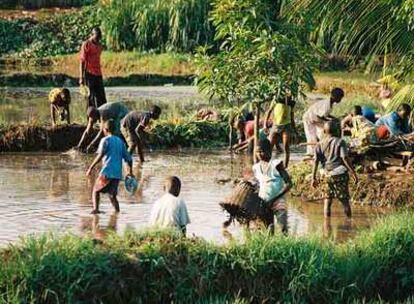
[90,210,103,214]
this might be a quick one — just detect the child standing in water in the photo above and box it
[312,121,358,218]
[253,139,292,234]
[86,119,133,214]
[149,176,190,236]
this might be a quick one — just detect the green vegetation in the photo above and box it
[1,212,414,302]
[0,0,94,9]
[99,0,213,52]
[0,6,99,59]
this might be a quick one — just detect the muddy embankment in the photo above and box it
[0,124,97,152]
[290,163,414,208]
[0,121,229,152]
[0,73,193,87]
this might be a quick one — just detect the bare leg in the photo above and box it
[91,191,101,214]
[340,198,352,218]
[324,198,333,218]
[136,139,145,163]
[269,131,279,157]
[282,130,291,168]
[275,209,288,235]
[108,195,120,213]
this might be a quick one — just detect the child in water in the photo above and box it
[86,119,133,214]
[312,121,358,218]
[253,139,292,234]
[49,88,71,126]
[149,176,190,236]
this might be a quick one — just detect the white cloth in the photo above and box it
[303,99,332,124]
[303,99,331,155]
[303,119,324,155]
[253,159,285,203]
[149,193,190,230]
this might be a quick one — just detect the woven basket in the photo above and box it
[220,180,263,223]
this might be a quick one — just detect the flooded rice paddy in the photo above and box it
[0,86,207,125]
[0,150,385,246]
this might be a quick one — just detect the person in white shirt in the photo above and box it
[303,88,344,155]
[253,139,292,234]
[149,176,190,236]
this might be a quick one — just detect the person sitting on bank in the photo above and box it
[79,27,107,109]
[86,119,133,214]
[149,176,190,236]
[303,88,344,156]
[265,95,297,168]
[120,106,161,163]
[375,103,412,138]
[253,138,292,234]
[77,101,129,152]
[312,121,358,219]
[49,88,71,127]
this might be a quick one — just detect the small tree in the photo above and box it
[196,0,318,159]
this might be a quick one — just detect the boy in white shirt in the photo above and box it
[149,176,190,235]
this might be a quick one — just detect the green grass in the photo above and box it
[1,213,414,303]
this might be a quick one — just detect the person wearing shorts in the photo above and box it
[312,121,358,218]
[120,105,161,163]
[86,119,133,214]
[265,95,297,168]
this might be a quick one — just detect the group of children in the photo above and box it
[49,82,413,236]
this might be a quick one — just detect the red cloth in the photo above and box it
[94,175,110,192]
[376,125,390,140]
[244,120,265,138]
[80,40,103,76]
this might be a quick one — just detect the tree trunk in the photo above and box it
[253,103,260,162]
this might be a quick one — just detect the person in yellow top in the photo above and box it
[49,88,71,127]
[265,95,297,168]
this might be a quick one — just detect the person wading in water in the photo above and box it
[79,27,107,110]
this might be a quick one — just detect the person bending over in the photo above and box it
[49,88,71,127]
[120,105,161,163]
[375,103,412,137]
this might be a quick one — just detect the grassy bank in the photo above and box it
[1,212,414,303]
[290,163,414,208]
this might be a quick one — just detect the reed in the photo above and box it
[0,213,414,302]
[99,0,213,52]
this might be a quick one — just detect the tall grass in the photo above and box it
[1,213,414,303]
[99,0,213,52]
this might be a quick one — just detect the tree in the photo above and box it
[196,0,318,158]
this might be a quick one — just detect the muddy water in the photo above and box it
[0,86,207,125]
[0,151,384,246]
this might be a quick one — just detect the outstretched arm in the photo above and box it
[77,118,94,149]
[86,121,104,152]
[312,158,320,188]
[86,153,104,176]
[265,104,274,128]
[342,156,358,183]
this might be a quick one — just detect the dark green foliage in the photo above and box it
[1,213,414,303]
[149,119,229,148]
[0,0,94,9]
[0,6,100,58]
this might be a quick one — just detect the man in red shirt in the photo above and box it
[79,27,107,109]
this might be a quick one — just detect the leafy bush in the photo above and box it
[0,6,100,58]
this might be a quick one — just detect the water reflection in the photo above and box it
[0,151,383,245]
